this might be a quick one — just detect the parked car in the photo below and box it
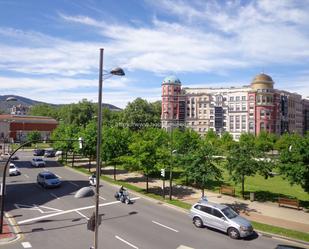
[9,163,21,176]
[33,149,45,156]
[189,201,253,239]
[1,153,18,160]
[37,171,61,188]
[31,158,46,167]
[55,151,63,157]
[44,150,55,157]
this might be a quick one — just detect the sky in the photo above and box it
[0,0,309,108]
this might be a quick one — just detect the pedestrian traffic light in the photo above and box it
[160,168,165,177]
[87,213,95,231]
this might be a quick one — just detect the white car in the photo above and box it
[9,163,21,176]
[55,151,63,157]
[31,158,46,167]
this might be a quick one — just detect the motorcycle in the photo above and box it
[114,190,131,204]
[89,175,96,186]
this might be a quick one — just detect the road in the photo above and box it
[2,151,303,249]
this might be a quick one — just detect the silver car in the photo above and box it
[189,201,253,239]
[37,171,61,188]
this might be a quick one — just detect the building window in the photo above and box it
[236,96,240,101]
[229,104,234,111]
[192,122,195,125]
[260,110,265,117]
[236,105,240,111]
[210,110,214,114]
[249,122,254,129]
[249,95,254,101]
[242,96,246,101]
[260,122,265,130]
[210,122,214,126]
[230,97,234,101]
[204,110,207,114]
[242,104,246,111]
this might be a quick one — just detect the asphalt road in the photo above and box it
[2,151,303,249]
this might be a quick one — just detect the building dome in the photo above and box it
[251,73,274,90]
[162,75,181,85]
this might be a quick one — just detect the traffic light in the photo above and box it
[160,168,165,177]
[87,213,95,231]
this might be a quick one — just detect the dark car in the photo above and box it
[37,171,61,188]
[275,245,306,249]
[33,149,45,156]
[44,150,55,157]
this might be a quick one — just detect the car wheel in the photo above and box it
[193,217,204,228]
[228,227,240,239]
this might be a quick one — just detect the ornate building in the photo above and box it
[161,73,309,139]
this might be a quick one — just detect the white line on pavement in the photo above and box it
[152,220,179,232]
[21,241,32,248]
[75,210,89,220]
[50,193,60,199]
[115,235,139,249]
[18,197,141,224]
[68,181,79,187]
[24,174,29,178]
[99,196,106,200]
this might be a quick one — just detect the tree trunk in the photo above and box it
[202,175,205,197]
[146,174,149,193]
[241,174,245,199]
[88,157,91,172]
[72,152,75,167]
[65,151,68,164]
[113,165,116,180]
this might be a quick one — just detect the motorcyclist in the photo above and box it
[119,185,125,196]
[89,173,96,185]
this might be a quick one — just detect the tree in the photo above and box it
[78,120,97,171]
[219,131,235,155]
[183,138,222,196]
[255,130,277,153]
[121,128,168,192]
[29,104,58,118]
[51,123,80,163]
[26,131,41,145]
[226,133,260,198]
[102,126,132,180]
[122,98,161,131]
[278,133,309,193]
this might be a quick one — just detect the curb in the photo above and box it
[0,213,22,245]
[256,230,309,248]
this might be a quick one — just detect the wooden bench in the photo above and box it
[278,197,300,210]
[219,185,235,197]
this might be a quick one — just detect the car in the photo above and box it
[9,163,21,176]
[37,171,61,188]
[1,153,19,160]
[44,150,55,157]
[33,149,45,156]
[189,201,253,239]
[55,151,63,157]
[275,246,306,249]
[31,158,46,167]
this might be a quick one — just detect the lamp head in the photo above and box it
[110,67,125,76]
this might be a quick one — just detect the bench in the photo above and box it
[278,197,300,210]
[219,185,235,197]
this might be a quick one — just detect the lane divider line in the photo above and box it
[99,196,106,200]
[68,181,79,187]
[18,197,140,224]
[75,210,89,220]
[50,193,60,200]
[115,235,139,249]
[152,220,179,232]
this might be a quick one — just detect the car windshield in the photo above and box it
[9,165,15,169]
[35,158,43,161]
[221,207,238,219]
[45,174,57,179]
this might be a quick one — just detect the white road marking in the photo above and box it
[24,174,29,178]
[21,241,32,248]
[115,235,139,249]
[50,193,60,199]
[14,204,62,213]
[176,246,195,249]
[18,197,140,224]
[75,210,89,220]
[68,181,78,187]
[99,196,106,200]
[152,220,179,232]
[56,174,62,179]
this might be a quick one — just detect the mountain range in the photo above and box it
[0,95,121,114]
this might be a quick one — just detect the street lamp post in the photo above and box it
[93,48,125,249]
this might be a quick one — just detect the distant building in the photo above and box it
[10,104,29,115]
[0,114,58,142]
[161,74,309,139]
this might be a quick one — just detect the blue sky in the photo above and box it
[0,0,308,108]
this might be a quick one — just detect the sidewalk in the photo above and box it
[104,167,309,234]
[0,217,17,244]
